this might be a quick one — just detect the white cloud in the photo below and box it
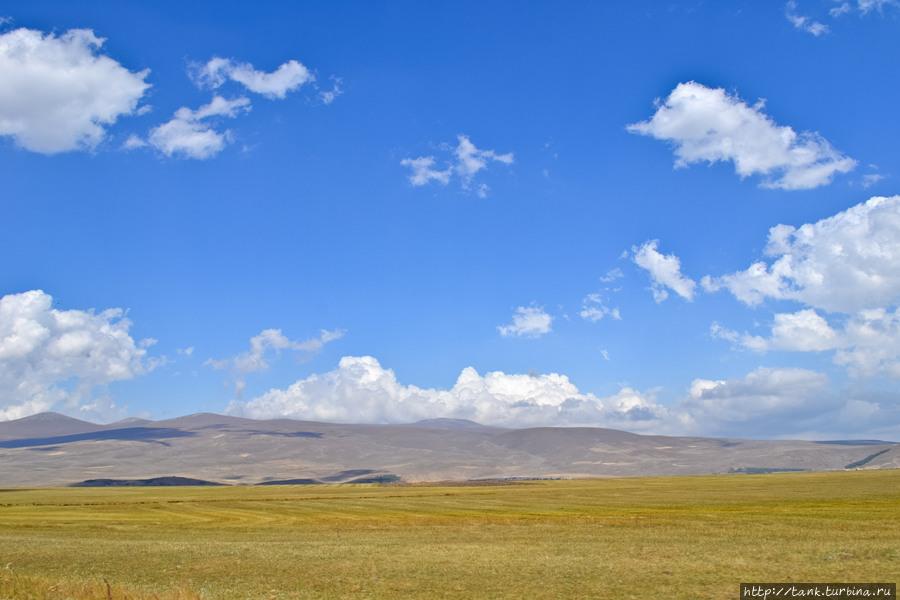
[319,77,343,105]
[229,355,668,430]
[712,309,839,353]
[858,0,897,13]
[402,135,513,196]
[714,308,900,378]
[632,240,696,302]
[207,327,344,396]
[0,27,150,154]
[0,290,152,421]
[176,346,194,357]
[681,367,833,436]
[228,355,900,437]
[861,173,886,188]
[400,156,451,186]
[627,82,856,190]
[122,134,146,150]
[830,2,853,16]
[599,268,624,283]
[498,306,553,338]
[833,308,900,377]
[785,1,830,35]
[194,57,313,99]
[703,196,900,314]
[579,293,621,322]
[454,134,514,188]
[148,95,250,159]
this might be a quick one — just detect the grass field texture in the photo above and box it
[0,470,898,599]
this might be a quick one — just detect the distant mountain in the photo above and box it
[0,412,895,487]
[0,412,102,441]
[108,417,154,427]
[411,418,501,431]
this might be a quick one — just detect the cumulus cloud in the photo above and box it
[229,355,668,430]
[785,1,830,35]
[207,327,344,396]
[402,135,513,197]
[632,240,696,302]
[714,308,900,378]
[712,310,839,353]
[0,290,153,421]
[703,196,900,314]
[228,355,900,437]
[148,95,250,159]
[498,306,553,338]
[627,82,856,190]
[193,57,313,99]
[0,27,149,154]
[681,367,833,436]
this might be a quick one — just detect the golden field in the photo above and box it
[0,470,898,599]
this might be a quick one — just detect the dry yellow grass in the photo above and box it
[0,470,898,599]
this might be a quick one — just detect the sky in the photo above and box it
[1,1,900,440]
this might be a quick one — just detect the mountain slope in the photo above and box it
[0,413,894,486]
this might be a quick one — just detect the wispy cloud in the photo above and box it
[785,1,830,36]
[402,135,513,197]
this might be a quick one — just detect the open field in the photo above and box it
[0,470,898,599]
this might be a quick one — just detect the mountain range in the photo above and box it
[0,412,896,486]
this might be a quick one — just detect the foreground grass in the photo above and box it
[0,470,898,599]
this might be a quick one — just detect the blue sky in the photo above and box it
[2,1,900,439]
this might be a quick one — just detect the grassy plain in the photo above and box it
[0,470,898,599]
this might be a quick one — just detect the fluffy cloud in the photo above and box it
[714,308,900,378]
[207,327,344,396]
[229,355,668,429]
[785,1,830,35]
[627,82,856,190]
[0,27,149,154]
[712,309,839,353]
[0,290,153,420]
[703,196,900,314]
[707,197,900,377]
[194,57,313,99]
[632,240,696,302]
[681,367,833,436]
[498,306,553,338]
[228,355,900,437]
[402,135,513,197]
[148,95,250,159]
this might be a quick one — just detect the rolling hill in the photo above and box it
[0,412,895,486]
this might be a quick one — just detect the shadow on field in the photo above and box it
[0,427,196,449]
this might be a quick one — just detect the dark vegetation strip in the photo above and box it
[845,448,892,469]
